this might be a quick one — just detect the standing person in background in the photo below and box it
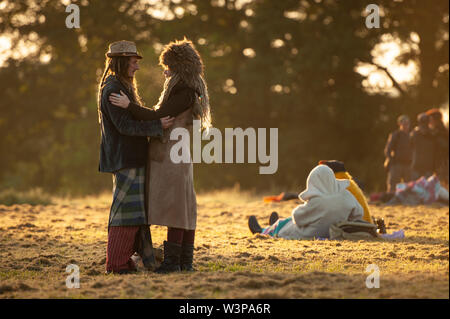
[410,113,435,180]
[426,108,449,186]
[384,115,412,193]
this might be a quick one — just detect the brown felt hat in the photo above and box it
[106,40,142,59]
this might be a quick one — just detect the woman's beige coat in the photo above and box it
[146,108,197,230]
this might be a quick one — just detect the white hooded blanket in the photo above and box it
[277,165,364,240]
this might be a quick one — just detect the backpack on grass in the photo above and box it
[329,220,379,240]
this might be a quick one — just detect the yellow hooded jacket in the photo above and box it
[334,171,373,224]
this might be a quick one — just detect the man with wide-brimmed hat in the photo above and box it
[97,40,174,274]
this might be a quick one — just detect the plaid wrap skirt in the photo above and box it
[109,167,146,227]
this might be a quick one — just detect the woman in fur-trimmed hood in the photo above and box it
[109,37,212,274]
[156,38,211,130]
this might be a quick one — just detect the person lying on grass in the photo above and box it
[248,165,364,239]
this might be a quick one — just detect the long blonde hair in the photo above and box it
[156,73,211,130]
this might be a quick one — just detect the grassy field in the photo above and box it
[0,189,448,299]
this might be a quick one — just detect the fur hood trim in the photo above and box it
[159,38,203,78]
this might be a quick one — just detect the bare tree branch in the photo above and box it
[370,61,407,96]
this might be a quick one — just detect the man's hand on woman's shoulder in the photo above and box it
[109,90,131,108]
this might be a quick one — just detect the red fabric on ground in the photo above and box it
[263,192,285,203]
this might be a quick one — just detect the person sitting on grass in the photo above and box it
[248,165,364,239]
[318,160,374,224]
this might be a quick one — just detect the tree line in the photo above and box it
[0,0,448,195]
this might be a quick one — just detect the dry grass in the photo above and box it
[0,188,448,298]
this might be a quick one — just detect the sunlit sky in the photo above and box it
[0,0,448,123]
[356,33,419,97]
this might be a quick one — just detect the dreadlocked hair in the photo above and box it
[97,56,143,123]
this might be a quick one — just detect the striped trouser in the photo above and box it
[106,226,139,273]
[106,225,156,273]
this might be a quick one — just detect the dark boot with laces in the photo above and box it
[155,241,181,274]
[180,243,195,272]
